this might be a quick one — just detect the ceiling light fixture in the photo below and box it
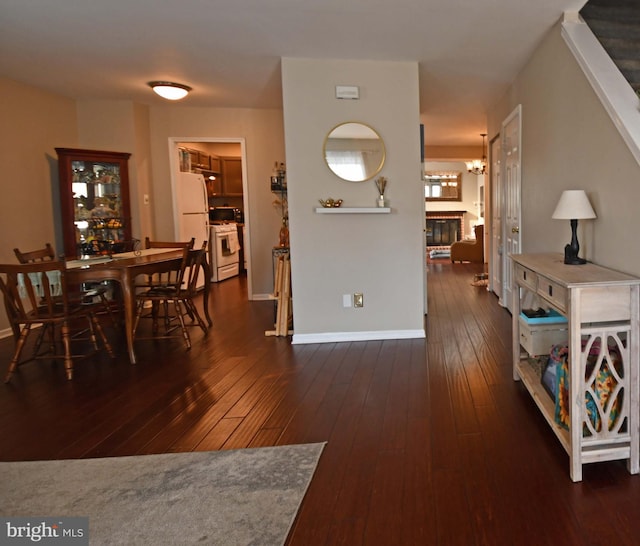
[466,133,487,175]
[148,81,192,101]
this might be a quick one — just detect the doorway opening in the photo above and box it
[168,137,251,299]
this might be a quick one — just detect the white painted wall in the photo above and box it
[281,58,425,343]
[488,21,640,277]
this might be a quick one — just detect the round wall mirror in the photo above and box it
[323,122,385,182]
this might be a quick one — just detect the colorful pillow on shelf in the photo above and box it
[552,339,624,434]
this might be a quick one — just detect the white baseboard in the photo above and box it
[252,293,274,301]
[292,329,426,345]
[0,327,13,340]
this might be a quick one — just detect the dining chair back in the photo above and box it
[13,243,56,263]
[133,242,209,349]
[144,237,195,250]
[14,243,119,326]
[0,260,114,382]
[178,242,210,333]
[138,238,196,290]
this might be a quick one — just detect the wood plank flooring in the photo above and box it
[2,262,640,545]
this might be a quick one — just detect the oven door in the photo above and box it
[209,227,240,281]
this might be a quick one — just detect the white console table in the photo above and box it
[511,253,640,481]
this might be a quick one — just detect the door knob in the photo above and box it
[512,226,520,233]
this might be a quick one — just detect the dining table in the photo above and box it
[65,248,212,364]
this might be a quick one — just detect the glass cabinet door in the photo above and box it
[56,148,132,258]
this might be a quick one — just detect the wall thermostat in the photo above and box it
[335,85,360,100]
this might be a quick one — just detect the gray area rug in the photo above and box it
[0,443,326,545]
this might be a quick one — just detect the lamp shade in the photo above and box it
[552,190,596,220]
[148,81,191,100]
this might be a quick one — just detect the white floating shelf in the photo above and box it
[314,207,391,214]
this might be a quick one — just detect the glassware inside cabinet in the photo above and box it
[56,148,132,258]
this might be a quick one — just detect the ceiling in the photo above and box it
[0,0,587,147]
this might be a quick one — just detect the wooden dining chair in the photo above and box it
[133,242,209,350]
[144,237,195,250]
[136,237,196,291]
[0,260,115,382]
[14,243,118,326]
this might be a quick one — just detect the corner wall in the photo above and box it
[0,78,78,334]
[488,21,640,277]
[281,58,425,342]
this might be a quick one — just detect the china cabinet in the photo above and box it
[56,148,132,258]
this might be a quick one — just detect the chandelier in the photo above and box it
[466,133,487,175]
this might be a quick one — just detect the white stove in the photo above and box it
[209,222,240,282]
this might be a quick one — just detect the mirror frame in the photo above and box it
[323,122,386,182]
[424,171,462,202]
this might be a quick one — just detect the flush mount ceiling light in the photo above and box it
[466,133,487,175]
[148,81,192,101]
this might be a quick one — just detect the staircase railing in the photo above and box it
[562,12,640,166]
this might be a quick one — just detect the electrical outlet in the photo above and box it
[354,293,364,308]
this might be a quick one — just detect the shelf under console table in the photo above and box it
[510,252,640,482]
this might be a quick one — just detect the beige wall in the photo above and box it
[282,58,425,341]
[0,78,78,334]
[148,106,285,296]
[488,22,640,276]
[76,100,154,242]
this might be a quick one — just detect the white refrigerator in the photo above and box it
[174,172,209,289]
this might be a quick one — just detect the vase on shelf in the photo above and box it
[377,194,386,208]
[279,217,290,247]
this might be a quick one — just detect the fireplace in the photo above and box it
[426,211,465,247]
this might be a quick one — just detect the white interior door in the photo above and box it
[501,105,522,312]
[489,135,502,302]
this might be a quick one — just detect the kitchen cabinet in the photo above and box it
[56,148,132,258]
[221,157,243,196]
[210,155,221,173]
[196,151,210,170]
[205,173,222,197]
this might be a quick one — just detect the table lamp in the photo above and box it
[552,190,596,265]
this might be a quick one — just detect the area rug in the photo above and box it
[0,443,326,545]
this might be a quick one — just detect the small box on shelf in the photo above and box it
[519,308,567,325]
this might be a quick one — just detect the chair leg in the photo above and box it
[174,300,191,349]
[98,291,119,327]
[133,300,145,335]
[60,321,74,381]
[90,313,115,358]
[184,300,208,334]
[85,313,100,352]
[4,324,32,383]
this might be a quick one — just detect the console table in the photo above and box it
[511,253,640,482]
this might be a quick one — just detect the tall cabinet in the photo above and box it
[56,148,132,258]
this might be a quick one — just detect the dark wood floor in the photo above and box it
[2,262,640,545]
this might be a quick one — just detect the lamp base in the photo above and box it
[563,243,587,265]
